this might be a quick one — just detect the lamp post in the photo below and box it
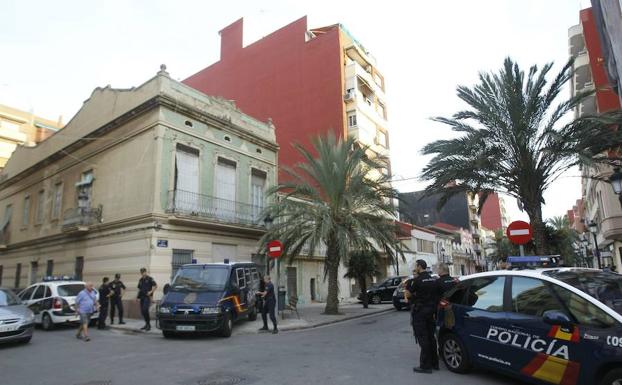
[587,221,602,269]
[609,167,622,206]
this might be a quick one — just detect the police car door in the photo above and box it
[461,276,512,370]
[505,276,586,385]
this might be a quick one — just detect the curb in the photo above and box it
[107,306,396,335]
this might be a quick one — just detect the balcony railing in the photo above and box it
[166,189,264,227]
[62,206,102,231]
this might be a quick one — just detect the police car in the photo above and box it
[17,277,99,330]
[437,268,622,385]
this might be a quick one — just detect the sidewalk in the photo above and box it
[107,302,394,336]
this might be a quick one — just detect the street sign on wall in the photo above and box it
[506,220,532,245]
[267,240,284,258]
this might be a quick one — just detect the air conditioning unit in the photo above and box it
[343,92,354,102]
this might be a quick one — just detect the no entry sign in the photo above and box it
[267,240,284,258]
[506,221,532,245]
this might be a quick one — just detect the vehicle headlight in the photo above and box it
[159,306,171,314]
[201,307,220,314]
[24,312,35,323]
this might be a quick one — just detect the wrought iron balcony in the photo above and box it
[62,206,102,232]
[166,189,264,227]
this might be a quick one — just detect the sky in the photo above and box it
[0,0,593,223]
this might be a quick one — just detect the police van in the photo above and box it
[157,261,260,338]
[437,268,622,385]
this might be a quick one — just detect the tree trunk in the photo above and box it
[359,277,368,309]
[324,240,340,315]
[526,204,548,255]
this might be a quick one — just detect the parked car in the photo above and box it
[158,261,261,338]
[0,287,34,344]
[437,268,622,385]
[18,277,99,330]
[358,276,406,305]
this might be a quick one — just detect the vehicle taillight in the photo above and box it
[53,297,63,310]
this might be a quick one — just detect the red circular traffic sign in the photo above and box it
[506,220,532,245]
[267,240,284,258]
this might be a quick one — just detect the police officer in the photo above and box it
[137,268,157,331]
[405,260,440,374]
[109,273,126,324]
[258,275,278,334]
[437,263,457,295]
[97,277,112,329]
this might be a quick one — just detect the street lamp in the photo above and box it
[587,220,602,269]
[609,168,622,206]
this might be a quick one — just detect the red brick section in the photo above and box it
[480,193,503,231]
[184,16,346,182]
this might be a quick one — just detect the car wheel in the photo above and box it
[162,330,177,339]
[42,313,54,331]
[371,295,381,305]
[219,312,233,338]
[600,368,622,385]
[248,307,257,321]
[440,332,471,373]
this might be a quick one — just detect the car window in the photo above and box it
[19,286,35,300]
[45,286,52,297]
[445,282,468,303]
[511,277,564,317]
[32,285,46,300]
[244,268,251,287]
[0,289,20,306]
[57,284,85,297]
[251,268,259,283]
[550,284,616,328]
[464,277,505,312]
[236,268,246,288]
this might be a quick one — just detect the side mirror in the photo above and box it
[543,310,573,329]
[163,283,170,295]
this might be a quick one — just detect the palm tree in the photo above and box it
[421,57,622,255]
[343,250,381,309]
[548,215,569,231]
[260,134,405,315]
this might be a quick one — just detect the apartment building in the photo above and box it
[0,67,277,314]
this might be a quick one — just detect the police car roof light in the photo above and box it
[43,275,77,282]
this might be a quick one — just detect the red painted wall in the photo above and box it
[184,17,345,182]
[581,8,621,113]
[480,193,503,231]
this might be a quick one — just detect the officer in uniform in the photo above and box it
[437,263,457,295]
[137,267,157,331]
[97,277,112,329]
[258,275,278,334]
[405,260,440,374]
[109,273,126,325]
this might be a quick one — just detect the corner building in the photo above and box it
[0,67,277,315]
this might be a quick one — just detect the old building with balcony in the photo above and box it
[0,66,277,310]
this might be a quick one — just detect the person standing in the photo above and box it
[258,275,278,334]
[97,277,112,329]
[109,273,126,325]
[437,263,458,295]
[405,260,440,374]
[137,268,157,331]
[75,282,99,341]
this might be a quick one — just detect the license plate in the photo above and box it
[399,299,407,303]
[176,325,196,331]
[0,324,19,333]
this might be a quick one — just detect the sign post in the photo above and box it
[267,240,284,316]
[506,220,533,256]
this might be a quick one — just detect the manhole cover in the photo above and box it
[74,381,112,385]
[359,320,377,325]
[195,374,246,385]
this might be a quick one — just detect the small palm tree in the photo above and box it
[344,250,381,309]
[260,134,405,315]
[421,57,622,255]
[548,215,569,231]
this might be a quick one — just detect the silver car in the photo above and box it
[0,287,35,344]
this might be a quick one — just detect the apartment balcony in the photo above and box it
[166,190,265,232]
[62,206,102,234]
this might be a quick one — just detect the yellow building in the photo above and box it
[0,104,62,169]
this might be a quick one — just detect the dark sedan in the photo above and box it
[358,276,406,305]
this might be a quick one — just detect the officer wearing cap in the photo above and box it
[405,259,440,374]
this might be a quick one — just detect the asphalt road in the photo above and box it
[0,310,522,385]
